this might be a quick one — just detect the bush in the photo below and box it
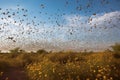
[9,47,20,54]
[48,53,85,64]
[36,49,48,54]
[111,43,120,58]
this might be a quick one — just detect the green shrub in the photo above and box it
[9,47,20,54]
[111,43,120,58]
[36,49,48,54]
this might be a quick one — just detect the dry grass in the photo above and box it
[0,51,120,80]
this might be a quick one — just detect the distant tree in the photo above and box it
[83,49,87,54]
[36,49,48,54]
[89,51,94,54]
[111,43,120,53]
[9,47,20,54]
[19,49,26,54]
[111,43,120,58]
[105,49,112,52]
[30,51,35,54]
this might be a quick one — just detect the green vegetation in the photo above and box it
[0,43,120,80]
[111,43,120,58]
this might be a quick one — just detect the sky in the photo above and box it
[0,0,120,51]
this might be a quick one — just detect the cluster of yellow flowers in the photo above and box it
[26,59,58,80]
[26,53,117,80]
[90,65,114,80]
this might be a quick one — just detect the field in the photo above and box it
[0,47,120,80]
[0,0,120,80]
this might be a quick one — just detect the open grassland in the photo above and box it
[0,50,120,80]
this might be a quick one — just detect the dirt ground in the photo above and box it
[0,67,28,80]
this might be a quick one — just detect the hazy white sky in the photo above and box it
[0,0,120,51]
